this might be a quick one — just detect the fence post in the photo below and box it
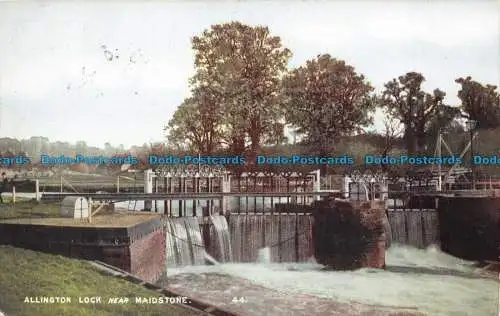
[208,175,213,214]
[163,175,170,215]
[295,213,299,261]
[144,169,153,211]
[116,176,120,193]
[221,174,230,216]
[88,197,92,223]
[313,169,321,201]
[12,186,16,204]
[154,176,158,213]
[35,179,40,202]
[342,175,351,199]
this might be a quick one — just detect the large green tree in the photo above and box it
[382,72,451,155]
[456,76,500,129]
[282,54,375,156]
[166,87,224,155]
[424,103,462,148]
[190,21,292,158]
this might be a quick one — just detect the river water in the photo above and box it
[159,245,499,316]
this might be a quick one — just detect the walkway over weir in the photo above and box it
[41,191,334,202]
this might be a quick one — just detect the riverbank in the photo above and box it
[0,246,201,316]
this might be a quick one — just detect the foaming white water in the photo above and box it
[167,245,498,316]
[204,251,219,265]
[257,247,271,264]
[386,244,475,271]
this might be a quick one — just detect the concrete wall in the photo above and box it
[0,217,165,283]
[437,196,500,261]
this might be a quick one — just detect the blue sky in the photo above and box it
[0,1,498,148]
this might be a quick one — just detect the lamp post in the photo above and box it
[466,120,477,190]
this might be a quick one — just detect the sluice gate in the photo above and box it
[229,213,313,263]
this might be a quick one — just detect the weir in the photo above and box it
[387,209,440,248]
[229,213,313,263]
[163,217,205,267]
[163,213,314,267]
[208,215,233,262]
[36,168,445,269]
[148,167,323,269]
[23,166,499,287]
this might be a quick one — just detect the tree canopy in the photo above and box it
[381,72,455,155]
[281,54,375,155]
[166,87,224,155]
[456,76,500,129]
[188,21,292,158]
[165,21,500,171]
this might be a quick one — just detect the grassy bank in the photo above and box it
[0,246,199,316]
[0,200,60,220]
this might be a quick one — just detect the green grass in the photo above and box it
[0,202,201,315]
[0,246,199,316]
[0,200,61,220]
[0,200,158,227]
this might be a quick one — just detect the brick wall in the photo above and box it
[0,221,167,283]
[129,228,165,283]
[312,200,386,269]
[358,201,386,269]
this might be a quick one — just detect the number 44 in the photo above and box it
[231,297,246,303]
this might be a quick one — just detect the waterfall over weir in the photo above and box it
[229,214,313,263]
[207,215,233,263]
[163,217,205,267]
[163,214,314,267]
[387,210,440,248]
[163,216,234,267]
[162,209,440,269]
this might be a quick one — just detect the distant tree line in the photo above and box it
[0,137,131,159]
[0,137,161,174]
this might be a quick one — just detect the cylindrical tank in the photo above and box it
[60,196,89,219]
